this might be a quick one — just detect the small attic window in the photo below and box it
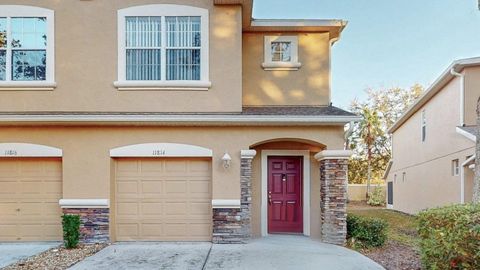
[262,36,301,71]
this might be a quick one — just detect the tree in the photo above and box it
[348,84,423,196]
[358,107,382,196]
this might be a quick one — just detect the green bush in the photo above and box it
[62,214,81,249]
[417,204,480,269]
[347,214,388,248]
[367,185,386,206]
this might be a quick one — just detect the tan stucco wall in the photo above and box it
[388,76,475,214]
[0,125,344,202]
[464,66,480,125]
[242,33,331,106]
[0,0,242,113]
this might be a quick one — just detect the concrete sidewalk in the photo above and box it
[69,235,384,270]
[0,242,59,268]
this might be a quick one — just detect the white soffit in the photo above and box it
[110,143,213,157]
[0,143,62,157]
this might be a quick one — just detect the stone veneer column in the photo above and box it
[60,199,110,243]
[212,150,256,244]
[315,150,352,245]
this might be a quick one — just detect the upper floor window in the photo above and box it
[262,36,301,71]
[421,109,426,142]
[0,5,55,89]
[452,159,459,176]
[115,5,210,90]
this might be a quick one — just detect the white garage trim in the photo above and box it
[110,143,213,157]
[261,150,310,237]
[0,143,62,157]
[59,199,109,208]
[212,199,241,208]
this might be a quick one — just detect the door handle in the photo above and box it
[268,191,272,205]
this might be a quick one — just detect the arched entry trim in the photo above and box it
[0,143,62,157]
[110,143,213,157]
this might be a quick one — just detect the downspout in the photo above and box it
[451,68,465,126]
[460,154,476,203]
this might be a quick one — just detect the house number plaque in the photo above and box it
[4,150,18,156]
[152,149,166,156]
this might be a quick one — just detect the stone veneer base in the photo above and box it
[212,154,254,244]
[320,158,348,245]
[62,208,110,243]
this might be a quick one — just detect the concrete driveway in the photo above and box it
[0,242,59,268]
[69,235,384,270]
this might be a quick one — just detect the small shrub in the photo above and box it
[417,204,480,269]
[347,214,388,248]
[367,185,386,206]
[62,214,80,249]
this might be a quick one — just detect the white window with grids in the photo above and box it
[262,36,301,71]
[0,5,55,90]
[115,5,210,90]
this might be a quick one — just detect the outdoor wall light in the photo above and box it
[222,152,232,169]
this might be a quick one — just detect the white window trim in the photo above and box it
[0,5,55,90]
[262,36,301,71]
[115,4,210,91]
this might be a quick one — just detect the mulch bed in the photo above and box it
[363,241,422,270]
[3,243,108,270]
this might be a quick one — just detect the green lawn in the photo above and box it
[348,207,418,247]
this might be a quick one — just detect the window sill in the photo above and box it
[261,62,302,71]
[0,81,57,91]
[114,81,212,91]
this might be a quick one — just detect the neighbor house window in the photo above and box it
[421,110,426,142]
[0,5,55,89]
[452,159,459,176]
[262,36,301,71]
[115,5,210,90]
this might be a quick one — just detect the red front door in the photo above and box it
[268,156,303,233]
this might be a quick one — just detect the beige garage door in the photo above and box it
[115,158,212,241]
[0,158,62,241]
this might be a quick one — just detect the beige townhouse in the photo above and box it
[0,0,359,245]
[385,57,480,214]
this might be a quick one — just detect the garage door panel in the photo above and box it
[0,225,18,240]
[0,202,17,217]
[190,223,212,236]
[115,158,212,241]
[117,202,139,216]
[0,158,62,241]
[165,202,187,215]
[117,181,139,195]
[0,181,17,194]
[117,223,139,239]
[141,202,163,215]
[141,181,163,194]
[164,160,187,173]
[142,223,164,237]
[190,202,211,215]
